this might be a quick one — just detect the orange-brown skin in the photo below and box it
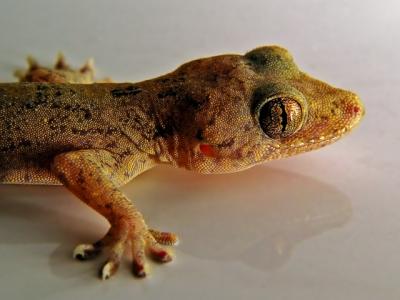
[0,46,364,279]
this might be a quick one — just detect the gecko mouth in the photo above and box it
[278,93,364,156]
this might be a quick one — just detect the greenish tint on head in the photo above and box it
[245,45,299,76]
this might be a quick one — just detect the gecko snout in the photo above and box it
[344,92,365,129]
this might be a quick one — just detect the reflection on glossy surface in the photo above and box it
[0,164,351,276]
[127,165,352,271]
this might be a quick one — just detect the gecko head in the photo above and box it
[244,46,365,159]
[170,46,364,173]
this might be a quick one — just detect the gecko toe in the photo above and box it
[131,235,147,277]
[144,232,173,263]
[149,228,179,246]
[149,245,173,263]
[132,260,146,278]
[71,226,176,278]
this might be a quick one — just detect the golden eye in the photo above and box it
[258,97,303,139]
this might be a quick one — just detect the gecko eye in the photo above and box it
[258,97,303,139]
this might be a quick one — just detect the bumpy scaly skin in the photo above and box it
[0,46,364,279]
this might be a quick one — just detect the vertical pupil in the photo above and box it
[259,98,288,138]
[277,100,288,133]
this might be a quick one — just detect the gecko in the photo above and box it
[0,46,364,279]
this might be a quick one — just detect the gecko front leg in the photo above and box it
[51,149,177,279]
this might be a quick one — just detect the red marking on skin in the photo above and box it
[199,144,216,157]
[344,104,362,118]
[150,249,172,262]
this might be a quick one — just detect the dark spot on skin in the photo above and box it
[51,99,62,109]
[71,128,83,135]
[56,172,69,187]
[37,84,49,91]
[243,123,252,132]
[218,138,234,148]
[205,73,218,83]
[24,100,35,109]
[245,51,268,67]
[59,125,67,133]
[111,85,142,97]
[0,143,16,152]
[82,108,92,120]
[119,149,133,158]
[195,129,204,141]
[34,84,49,106]
[172,76,186,83]
[18,139,32,147]
[106,141,117,148]
[77,170,85,185]
[320,115,329,121]
[24,173,32,182]
[120,118,129,124]
[157,88,177,98]
[106,126,118,135]
[154,118,176,138]
[185,94,204,110]
[207,117,216,126]
[105,203,113,209]
[332,101,339,109]
[5,121,12,130]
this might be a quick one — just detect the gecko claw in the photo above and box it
[73,243,101,260]
[132,260,146,278]
[100,260,119,280]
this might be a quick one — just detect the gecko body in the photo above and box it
[0,46,364,279]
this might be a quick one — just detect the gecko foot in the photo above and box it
[73,225,178,279]
[13,53,111,83]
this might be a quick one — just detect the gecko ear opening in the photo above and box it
[252,83,308,139]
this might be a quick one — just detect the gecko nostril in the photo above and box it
[348,103,363,118]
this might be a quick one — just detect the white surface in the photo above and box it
[0,0,399,299]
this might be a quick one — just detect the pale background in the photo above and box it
[0,0,399,299]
